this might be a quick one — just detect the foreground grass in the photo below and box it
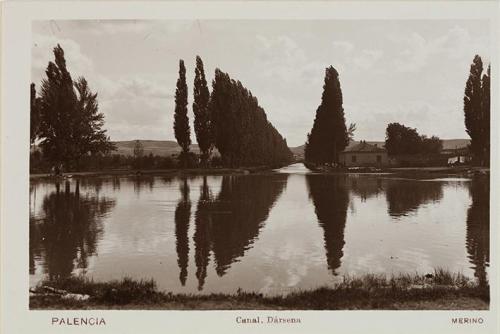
[30,269,489,310]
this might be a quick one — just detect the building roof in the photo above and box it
[341,141,386,153]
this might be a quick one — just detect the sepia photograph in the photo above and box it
[28,18,491,311]
[0,1,498,334]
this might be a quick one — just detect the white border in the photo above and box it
[1,1,499,334]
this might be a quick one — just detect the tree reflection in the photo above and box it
[193,176,212,290]
[188,174,288,289]
[385,180,443,217]
[306,175,349,275]
[174,178,191,286]
[466,176,490,287]
[29,180,115,279]
[131,176,156,195]
[210,175,288,276]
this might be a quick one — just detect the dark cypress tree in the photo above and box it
[464,55,490,166]
[174,59,191,166]
[305,66,348,165]
[193,56,212,166]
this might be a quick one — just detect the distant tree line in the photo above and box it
[30,149,178,174]
[173,57,293,168]
[464,55,490,167]
[384,123,442,156]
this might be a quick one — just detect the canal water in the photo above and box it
[29,163,489,294]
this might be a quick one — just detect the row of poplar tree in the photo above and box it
[173,57,293,167]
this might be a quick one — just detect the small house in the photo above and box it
[339,141,388,167]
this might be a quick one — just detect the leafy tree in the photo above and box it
[420,135,442,154]
[193,56,212,166]
[72,77,115,165]
[385,123,422,156]
[173,59,191,166]
[385,123,442,156]
[37,44,114,172]
[30,83,41,146]
[305,66,348,164]
[464,55,490,166]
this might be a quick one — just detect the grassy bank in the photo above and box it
[30,269,489,310]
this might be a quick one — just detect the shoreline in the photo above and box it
[29,165,490,180]
[29,166,277,180]
[30,271,489,310]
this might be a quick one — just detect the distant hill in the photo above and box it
[289,139,470,159]
[112,140,200,157]
[441,139,470,150]
[289,145,305,157]
[112,138,470,157]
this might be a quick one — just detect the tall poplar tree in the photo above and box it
[174,59,191,166]
[193,56,212,166]
[480,64,490,166]
[209,68,292,167]
[305,66,348,165]
[464,55,490,166]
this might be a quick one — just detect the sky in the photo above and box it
[32,20,490,147]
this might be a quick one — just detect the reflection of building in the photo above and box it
[339,141,388,167]
[348,176,384,201]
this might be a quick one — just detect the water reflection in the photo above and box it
[210,175,288,276]
[193,176,212,290]
[30,180,115,279]
[133,176,155,194]
[466,176,490,287]
[174,178,191,286]
[188,174,288,289]
[306,175,349,275]
[349,177,384,201]
[385,179,443,217]
[29,169,490,294]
